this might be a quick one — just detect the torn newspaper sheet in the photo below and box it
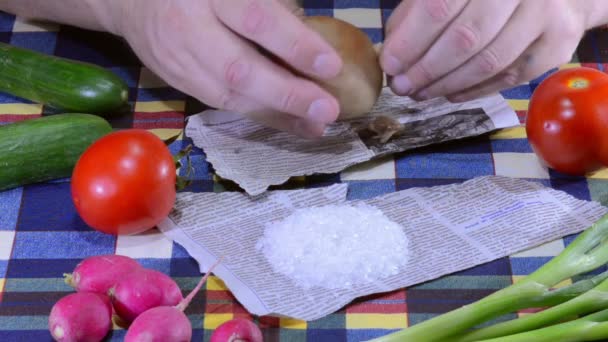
[184,88,520,195]
[158,176,608,321]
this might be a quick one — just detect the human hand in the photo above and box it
[115,0,343,138]
[380,0,590,102]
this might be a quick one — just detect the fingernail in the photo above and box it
[383,54,402,75]
[392,74,413,95]
[294,119,325,139]
[307,98,337,122]
[313,53,341,78]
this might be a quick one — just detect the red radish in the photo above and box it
[64,254,141,293]
[110,268,184,322]
[124,258,224,342]
[124,306,191,342]
[48,292,113,342]
[209,318,264,342]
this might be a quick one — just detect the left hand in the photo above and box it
[380,0,590,102]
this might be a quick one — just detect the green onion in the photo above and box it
[367,213,608,342]
[478,307,608,342]
[453,271,608,341]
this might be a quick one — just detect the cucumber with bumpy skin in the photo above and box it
[0,42,129,114]
[0,114,113,191]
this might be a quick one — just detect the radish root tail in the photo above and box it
[63,273,74,287]
[177,256,224,312]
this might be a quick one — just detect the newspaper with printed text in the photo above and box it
[184,88,520,195]
[158,176,608,321]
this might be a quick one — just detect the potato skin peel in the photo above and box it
[302,16,384,120]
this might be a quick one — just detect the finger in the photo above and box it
[222,93,326,138]
[153,52,325,139]
[246,107,327,138]
[212,0,342,79]
[135,47,231,113]
[393,0,520,96]
[185,77,326,139]
[384,1,413,36]
[132,10,333,130]
[415,2,542,99]
[278,0,305,17]
[447,33,579,102]
[141,11,339,132]
[383,0,413,92]
[180,68,327,138]
[189,23,340,124]
[446,70,525,103]
[380,0,469,76]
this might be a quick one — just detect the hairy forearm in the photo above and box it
[0,1,124,35]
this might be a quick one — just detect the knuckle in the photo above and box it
[503,68,522,87]
[287,35,304,64]
[425,82,449,97]
[223,57,251,90]
[163,4,188,33]
[216,90,237,110]
[411,61,436,84]
[450,22,480,53]
[519,68,542,86]
[551,8,584,40]
[503,74,520,87]
[422,0,451,22]
[241,1,271,35]
[555,23,582,43]
[475,48,502,74]
[390,35,409,55]
[278,86,299,113]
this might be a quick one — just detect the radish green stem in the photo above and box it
[176,256,223,312]
[367,213,608,342]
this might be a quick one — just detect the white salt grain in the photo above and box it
[255,203,409,290]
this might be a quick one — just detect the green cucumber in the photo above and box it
[0,113,112,191]
[0,42,129,114]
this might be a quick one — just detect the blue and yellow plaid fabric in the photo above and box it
[2,1,608,341]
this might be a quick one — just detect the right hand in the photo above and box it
[115,0,343,138]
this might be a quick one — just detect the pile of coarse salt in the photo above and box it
[255,203,410,290]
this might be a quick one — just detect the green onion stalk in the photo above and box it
[479,307,608,342]
[366,213,608,342]
[453,270,608,341]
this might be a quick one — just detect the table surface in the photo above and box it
[2,2,608,341]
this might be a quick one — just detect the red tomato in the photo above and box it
[71,129,176,235]
[526,67,608,175]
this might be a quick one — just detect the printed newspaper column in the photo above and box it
[158,176,608,320]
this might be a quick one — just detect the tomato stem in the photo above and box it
[163,131,182,146]
[174,144,194,191]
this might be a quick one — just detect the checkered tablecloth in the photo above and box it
[2,1,608,341]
